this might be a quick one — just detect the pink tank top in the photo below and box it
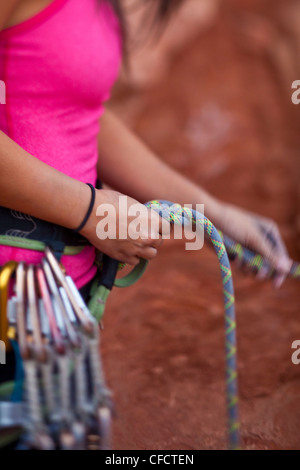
[0,0,122,288]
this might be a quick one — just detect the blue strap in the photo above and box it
[43,239,65,262]
[10,340,24,403]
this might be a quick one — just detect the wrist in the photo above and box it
[193,193,222,225]
[64,180,92,231]
[72,183,96,234]
[79,187,103,239]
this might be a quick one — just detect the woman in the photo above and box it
[0,0,292,298]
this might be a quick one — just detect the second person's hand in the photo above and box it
[213,201,293,288]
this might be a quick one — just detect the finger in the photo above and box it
[265,223,289,258]
[137,246,158,261]
[158,216,171,237]
[126,256,140,266]
[147,210,170,239]
[273,272,285,289]
[253,215,286,251]
[274,256,293,276]
[256,266,270,280]
[146,234,163,249]
[256,221,292,275]
[118,255,140,266]
[247,229,292,275]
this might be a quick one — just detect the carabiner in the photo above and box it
[27,265,47,363]
[0,261,17,350]
[35,266,65,355]
[15,263,30,360]
[42,259,80,349]
[45,247,94,334]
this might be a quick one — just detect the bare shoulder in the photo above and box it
[0,0,54,31]
[0,0,21,30]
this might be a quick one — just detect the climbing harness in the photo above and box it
[0,200,299,450]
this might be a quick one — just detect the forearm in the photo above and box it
[0,131,90,230]
[97,110,221,221]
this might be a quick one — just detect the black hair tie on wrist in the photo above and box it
[72,183,96,233]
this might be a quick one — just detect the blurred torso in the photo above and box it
[0,0,122,287]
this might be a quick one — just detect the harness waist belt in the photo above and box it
[0,206,87,248]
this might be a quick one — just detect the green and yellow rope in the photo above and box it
[145,200,241,450]
[144,200,300,450]
[220,233,300,280]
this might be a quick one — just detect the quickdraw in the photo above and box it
[0,252,113,450]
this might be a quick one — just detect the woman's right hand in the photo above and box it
[79,189,164,266]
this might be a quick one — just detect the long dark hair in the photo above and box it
[107,0,184,52]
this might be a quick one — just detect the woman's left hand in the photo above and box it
[213,202,293,288]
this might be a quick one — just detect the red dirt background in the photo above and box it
[103,0,300,450]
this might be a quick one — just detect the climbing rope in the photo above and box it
[220,233,300,280]
[145,200,240,450]
[144,200,300,450]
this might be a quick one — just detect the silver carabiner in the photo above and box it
[42,259,80,349]
[15,263,29,360]
[27,264,47,363]
[45,247,94,334]
[36,265,66,355]
[86,322,113,450]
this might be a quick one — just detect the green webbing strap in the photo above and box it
[0,430,22,448]
[88,285,111,323]
[88,259,149,322]
[0,381,15,398]
[0,235,85,256]
[114,258,149,288]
